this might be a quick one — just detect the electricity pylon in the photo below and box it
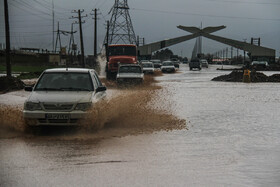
[106,0,137,45]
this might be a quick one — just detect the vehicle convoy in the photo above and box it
[116,64,144,84]
[105,44,138,79]
[161,61,176,73]
[142,62,155,74]
[189,58,202,70]
[23,68,107,126]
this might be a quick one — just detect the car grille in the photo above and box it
[43,104,74,111]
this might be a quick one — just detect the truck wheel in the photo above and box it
[105,65,108,72]
[106,71,117,80]
[106,71,113,80]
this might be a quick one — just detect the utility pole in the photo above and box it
[4,0,11,77]
[237,48,239,57]
[71,10,87,68]
[243,39,247,63]
[90,9,99,58]
[106,21,109,47]
[104,20,110,61]
[136,35,145,46]
[52,0,55,51]
[226,47,228,60]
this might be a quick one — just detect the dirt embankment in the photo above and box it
[212,70,280,82]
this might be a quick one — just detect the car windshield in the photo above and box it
[252,61,266,65]
[35,72,94,91]
[108,46,136,56]
[119,66,142,73]
[151,60,161,63]
[142,63,153,68]
[163,62,173,66]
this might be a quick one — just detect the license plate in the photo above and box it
[46,114,70,120]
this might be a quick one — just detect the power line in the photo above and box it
[13,0,52,16]
[205,0,280,5]
[9,0,71,18]
[9,1,52,20]
[0,33,53,37]
[131,8,280,22]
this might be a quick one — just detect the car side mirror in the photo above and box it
[96,86,107,93]
[24,86,33,92]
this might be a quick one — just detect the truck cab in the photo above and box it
[106,44,138,79]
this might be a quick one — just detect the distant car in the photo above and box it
[139,60,150,65]
[23,68,107,126]
[189,59,201,70]
[161,61,176,73]
[142,62,155,74]
[173,61,180,69]
[182,60,188,64]
[171,58,180,68]
[116,64,144,84]
[150,59,162,68]
[200,59,208,68]
[251,61,269,69]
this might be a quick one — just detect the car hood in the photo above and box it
[143,67,154,70]
[161,66,175,69]
[27,91,93,103]
[117,73,143,79]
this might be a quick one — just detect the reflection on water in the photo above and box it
[1,65,280,186]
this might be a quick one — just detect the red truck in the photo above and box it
[105,44,138,79]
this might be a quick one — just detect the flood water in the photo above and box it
[1,64,280,186]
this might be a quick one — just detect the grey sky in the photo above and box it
[0,0,280,58]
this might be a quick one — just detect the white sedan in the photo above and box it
[116,64,144,84]
[161,61,176,73]
[142,62,155,74]
[23,68,107,126]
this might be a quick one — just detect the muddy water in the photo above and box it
[1,65,280,186]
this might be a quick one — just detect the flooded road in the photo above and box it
[1,64,280,186]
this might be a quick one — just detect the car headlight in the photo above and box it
[75,103,92,111]
[24,102,42,111]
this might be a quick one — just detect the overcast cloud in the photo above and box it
[0,0,279,58]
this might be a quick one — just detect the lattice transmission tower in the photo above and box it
[106,0,137,45]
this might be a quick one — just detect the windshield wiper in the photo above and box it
[36,88,62,91]
[60,87,91,91]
